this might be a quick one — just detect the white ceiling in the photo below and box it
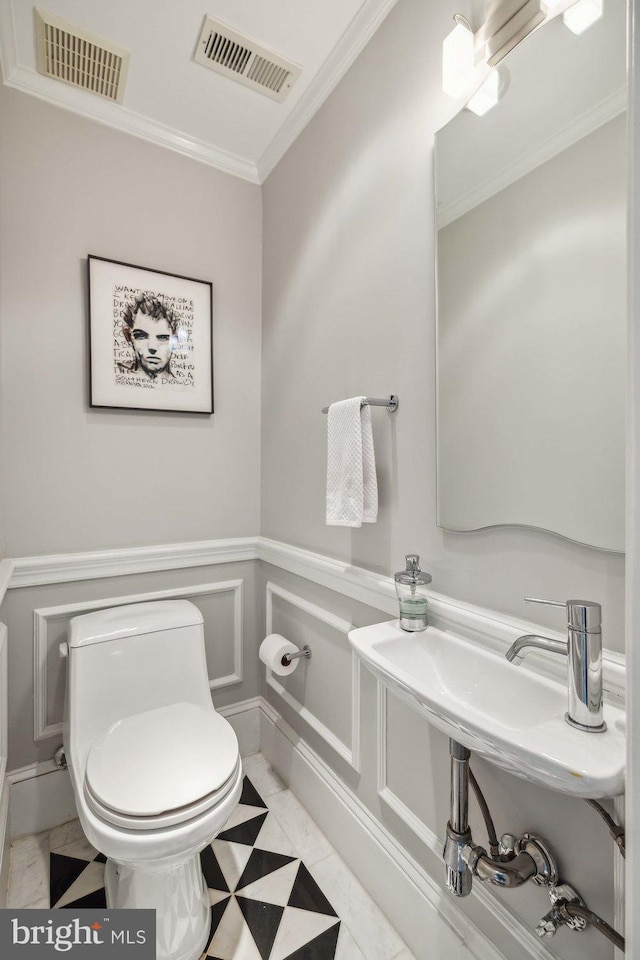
[0,0,399,182]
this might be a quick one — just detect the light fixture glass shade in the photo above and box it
[466,69,500,115]
[543,0,575,13]
[442,21,476,99]
[563,0,603,34]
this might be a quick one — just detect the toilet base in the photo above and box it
[105,853,210,960]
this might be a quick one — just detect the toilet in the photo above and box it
[62,599,243,960]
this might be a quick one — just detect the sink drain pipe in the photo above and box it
[443,740,546,896]
[443,738,625,951]
[443,741,473,897]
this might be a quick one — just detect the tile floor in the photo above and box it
[6,753,416,960]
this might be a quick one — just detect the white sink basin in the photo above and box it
[349,620,625,798]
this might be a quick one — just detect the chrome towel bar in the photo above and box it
[321,395,398,414]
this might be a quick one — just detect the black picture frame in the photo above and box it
[88,254,214,414]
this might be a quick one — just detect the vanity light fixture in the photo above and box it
[562,0,603,34]
[481,0,546,67]
[442,15,478,99]
[467,69,501,116]
[442,0,604,112]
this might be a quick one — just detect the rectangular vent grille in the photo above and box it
[35,8,130,103]
[194,16,301,102]
[204,32,252,74]
[246,56,290,94]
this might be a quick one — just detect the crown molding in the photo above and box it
[256,0,401,181]
[0,63,261,183]
[0,0,399,185]
[0,0,258,182]
[437,85,628,228]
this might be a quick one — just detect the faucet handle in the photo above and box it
[524,597,566,608]
[525,597,601,633]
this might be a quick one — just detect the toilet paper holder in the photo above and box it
[281,645,312,667]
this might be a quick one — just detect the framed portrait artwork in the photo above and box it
[88,255,214,414]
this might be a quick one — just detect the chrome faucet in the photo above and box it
[505,598,605,733]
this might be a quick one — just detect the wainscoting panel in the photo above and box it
[376,682,448,850]
[34,580,243,741]
[265,582,361,771]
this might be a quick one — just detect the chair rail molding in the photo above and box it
[265,581,361,771]
[10,537,259,588]
[0,561,15,608]
[6,535,625,702]
[33,579,244,741]
[257,538,626,705]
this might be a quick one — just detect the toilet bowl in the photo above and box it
[62,600,243,960]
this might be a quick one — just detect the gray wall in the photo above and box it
[260,0,623,957]
[0,86,262,558]
[261,0,625,648]
[0,85,264,765]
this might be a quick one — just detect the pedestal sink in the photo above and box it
[349,620,624,798]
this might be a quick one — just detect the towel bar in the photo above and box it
[321,395,398,414]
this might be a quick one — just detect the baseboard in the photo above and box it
[8,764,77,841]
[218,697,262,757]
[5,698,263,840]
[259,698,558,960]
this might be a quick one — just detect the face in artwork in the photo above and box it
[129,310,175,378]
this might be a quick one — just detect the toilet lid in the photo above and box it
[85,702,239,817]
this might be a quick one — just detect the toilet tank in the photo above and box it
[65,600,214,766]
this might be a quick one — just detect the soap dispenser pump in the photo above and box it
[394,555,432,632]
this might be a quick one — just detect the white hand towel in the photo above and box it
[326,397,378,527]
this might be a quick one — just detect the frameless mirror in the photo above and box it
[435,4,626,551]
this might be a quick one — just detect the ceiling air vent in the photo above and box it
[194,16,301,102]
[35,8,130,103]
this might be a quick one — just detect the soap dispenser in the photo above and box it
[394,555,432,632]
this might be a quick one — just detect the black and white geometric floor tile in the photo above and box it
[49,775,341,960]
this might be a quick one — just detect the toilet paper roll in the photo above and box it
[259,633,300,677]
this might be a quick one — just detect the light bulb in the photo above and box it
[467,69,500,116]
[563,0,603,35]
[442,21,476,99]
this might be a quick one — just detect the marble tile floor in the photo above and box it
[6,753,416,960]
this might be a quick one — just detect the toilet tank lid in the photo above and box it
[68,600,203,648]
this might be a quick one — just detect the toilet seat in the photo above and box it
[84,701,240,831]
[84,761,241,831]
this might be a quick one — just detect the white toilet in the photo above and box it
[62,599,243,960]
